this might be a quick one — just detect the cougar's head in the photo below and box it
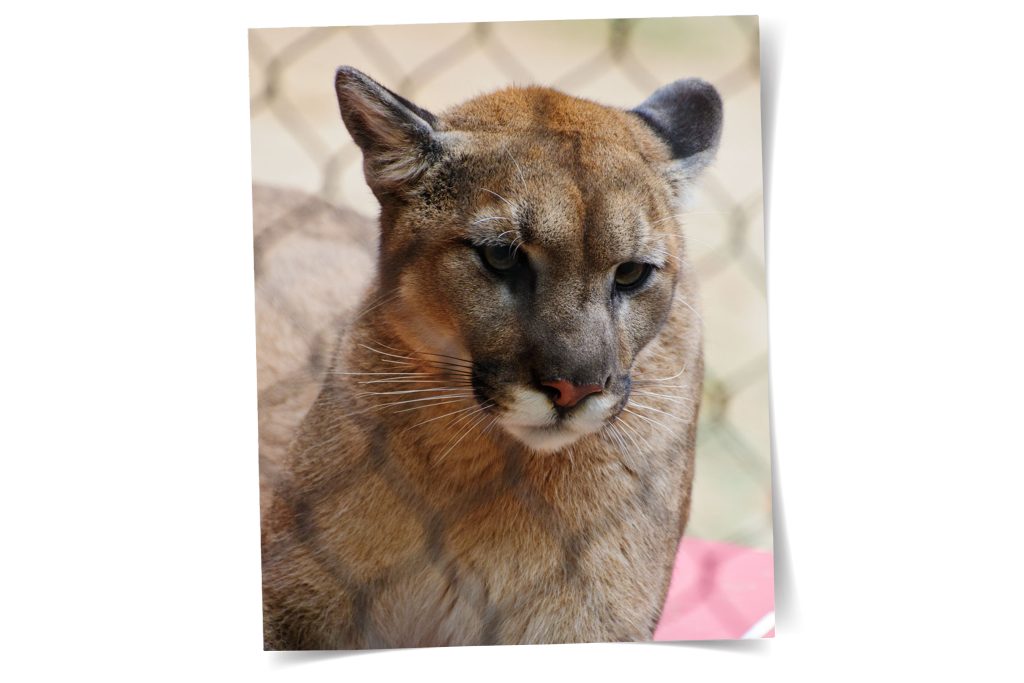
[336,67,721,453]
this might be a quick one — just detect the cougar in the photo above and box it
[258,65,722,648]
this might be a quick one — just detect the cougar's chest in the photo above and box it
[353,443,676,646]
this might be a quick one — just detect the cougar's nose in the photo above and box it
[539,378,604,409]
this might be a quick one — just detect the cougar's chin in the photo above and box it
[496,387,620,454]
[502,423,586,453]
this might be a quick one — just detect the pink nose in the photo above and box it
[539,379,604,409]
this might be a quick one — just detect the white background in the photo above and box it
[2,1,1023,681]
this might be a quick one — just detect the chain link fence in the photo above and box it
[249,16,770,557]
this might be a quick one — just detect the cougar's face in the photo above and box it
[389,137,683,453]
[335,69,720,453]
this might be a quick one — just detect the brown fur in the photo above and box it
[258,71,717,648]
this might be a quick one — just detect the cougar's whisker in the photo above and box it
[676,297,704,324]
[475,415,500,448]
[628,400,689,422]
[438,400,488,433]
[612,419,644,460]
[481,413,501,438]
[634,363,688,383]
[326,371,434,377]
[623,407,673,435]
[420,360,474,372]
[393,398,471,414]
[630,391,694,404]
[359,343,423,363]
[355,387,473,398]
[405,401,490,430]
[324,391,474,418]
[374,342,473,362]
[482,187,517,213]
[357,378,470,385]
[436,409,493,463]
[510,236,525,260]
[471,216,514,225]
[506,147,528,191]
[349,290,400,323]
[616,414,656,455]
[372,341,474,367]
[375,393,476,409]
[605,422,630,457]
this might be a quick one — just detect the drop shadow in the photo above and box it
[638,637,772,656]
[266,647,388,667]
[757,16,798,633]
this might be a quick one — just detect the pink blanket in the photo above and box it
[654,538,775,640]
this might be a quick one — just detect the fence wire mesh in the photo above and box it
[250,15,770,587]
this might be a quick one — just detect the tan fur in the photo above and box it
[259,80,709,648]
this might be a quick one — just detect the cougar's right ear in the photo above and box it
[335,66,441,196]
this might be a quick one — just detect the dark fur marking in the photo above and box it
[347,583,374,647]
[424,513,448,563]
[560,531,591,582]
[630,78,723,162]
[480,602,503,645]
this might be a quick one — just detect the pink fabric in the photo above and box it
[653,537,775,641]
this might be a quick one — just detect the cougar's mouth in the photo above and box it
[490,385,630,453]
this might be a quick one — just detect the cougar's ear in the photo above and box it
[631,78,723,180]
[335,66,441,196]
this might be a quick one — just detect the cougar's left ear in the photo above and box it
[631,78,723,180]
[335,66,442,197]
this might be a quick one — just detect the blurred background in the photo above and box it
[249,16,771,551]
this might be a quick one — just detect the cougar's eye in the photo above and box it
[480,244,518,271]
[614,262,653,290]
